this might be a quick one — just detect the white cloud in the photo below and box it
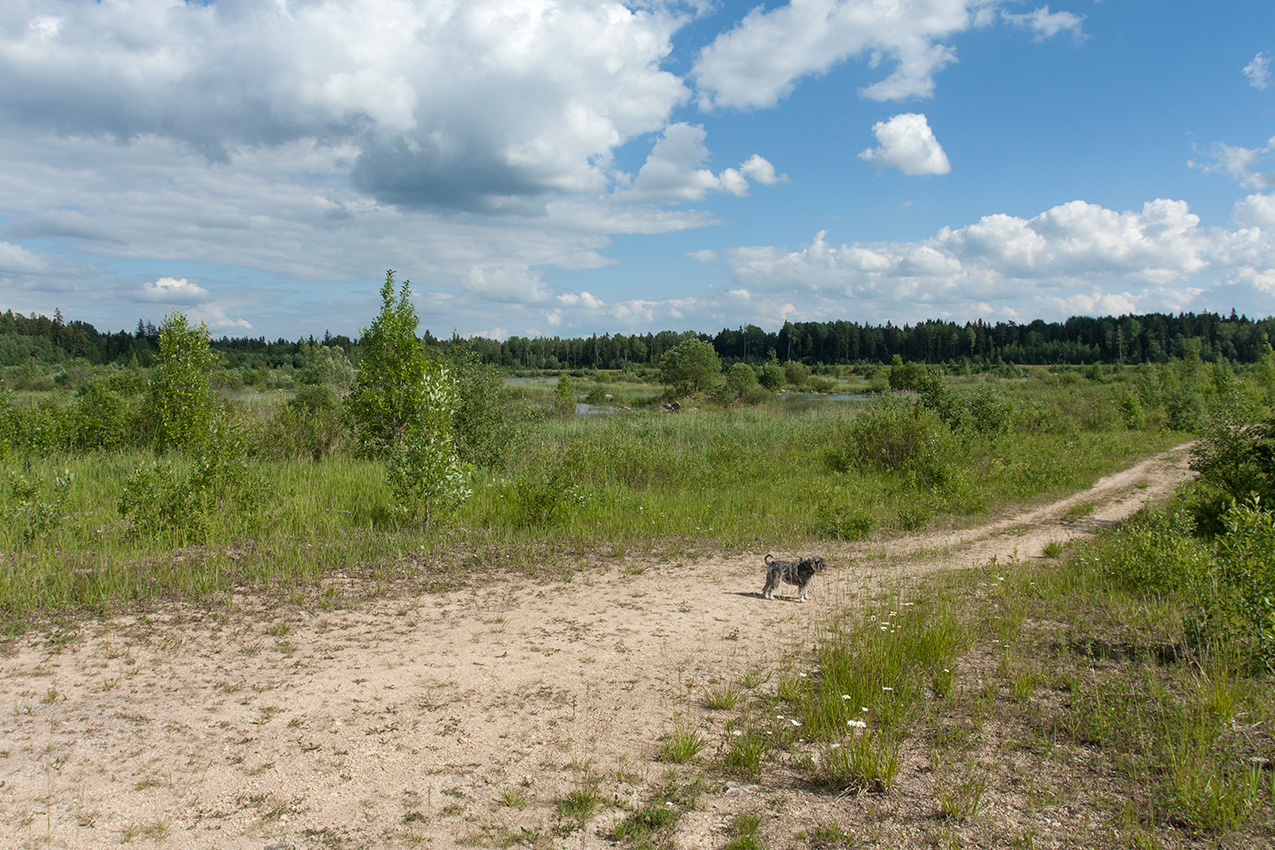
[191,302,253,332]
[618,123,776,202]
[1190,138,1275,190]
[1001,6,1085,42]
[557,291,605,309]
[464,266,552,304]
[686,249,719,263]
[0,239,49,273]
[740,154,787,185]
[859,113,951,176]
[725,198,1215,319]
[691,0,971,108]
[1244,51,1271,90]
[0,0,692,211]
[138,276,209,303]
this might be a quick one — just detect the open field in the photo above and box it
[9,442,1268,850]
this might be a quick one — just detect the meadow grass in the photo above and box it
[680,514,1275,847]
[0,374,1187,623]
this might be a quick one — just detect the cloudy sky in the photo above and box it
[1,0,1272,340]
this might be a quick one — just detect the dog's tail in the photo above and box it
[764,554,774,566]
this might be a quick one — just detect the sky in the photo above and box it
[0,0,1273,342]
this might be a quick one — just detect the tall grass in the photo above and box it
[0,375,1189,623]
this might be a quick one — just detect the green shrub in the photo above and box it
[783,360,810,388]
[831,395,957,487]
[757,361,784,391]
[1191,498,1275,669]
[118,419,265,541]
[660,338,721,398]
[149,311,219,454]
[2,468,72,545]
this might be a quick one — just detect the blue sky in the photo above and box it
[0,0,1272,341]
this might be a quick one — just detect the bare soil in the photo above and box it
[1,444,1199,849]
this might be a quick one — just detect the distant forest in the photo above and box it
[2,308,1273,372]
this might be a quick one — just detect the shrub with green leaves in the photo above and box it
[2,468,72,545]
[1192,498,1275,668]
[348,271,470,520]
[831,394,957,487]
[660,338,720,398]
[1187,405,1274,535]
[385,363,470,522]
[150,311,220,454]
[118,418,265,541]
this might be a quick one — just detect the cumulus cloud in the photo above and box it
[618,123,780,202]
[0,0,691,211]
[692,1,1085,110]
[557,291,605,309]
[859,113,951,176]
[138,276,209,303]
[686,249,719,263]
[191,303,253,332]
[692,0,968,108]
[725,198,1214,318]
[1244,51,1271,90]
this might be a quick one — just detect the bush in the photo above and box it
[757,361,784,391]
[1191,498,1275,669]
[70,377,137,451]
[118,418,266,541]
[660,339,720,398]
[783,360,810,388]
[348,271,471,521]
[831,395,957,487]
[150,311,220,454]
[1187,407,1275,535]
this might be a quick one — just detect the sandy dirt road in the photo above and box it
[0,443,1195,849]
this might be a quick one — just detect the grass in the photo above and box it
[0,369,1190,625]
[658,726,707,764]
[655,511,1275,848]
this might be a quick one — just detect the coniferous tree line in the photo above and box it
[2,307,1272,371]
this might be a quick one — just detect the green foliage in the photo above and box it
[348,272,470,521]
[660,338,721,397]
[347,271,433,458]
[1187,404,1275,534]
[1164,382,1205,432]
[150,312,219,454]
[723,362,758,398]
[552,375,575,417]
[783,360,810,388]
[118,418,265,542]
[1120,390,1147,430]
[385,363,470,522]
[500,452,588,527]
[2,469,72,544]
[444,346,522,470]
[259,389,348,461]
[757,361,784,391]
[1193,498,1275,669]
[70,377,139,451]
[1082,502,1208,596]
[295,342,354,389]
[830,394,956,487]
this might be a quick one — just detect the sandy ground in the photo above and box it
[0,443,1195,850]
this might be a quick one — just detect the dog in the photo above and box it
[761,554,827,602]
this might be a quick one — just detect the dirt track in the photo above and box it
[0,443,1195,849]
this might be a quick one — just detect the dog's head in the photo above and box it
[803,556,827,573]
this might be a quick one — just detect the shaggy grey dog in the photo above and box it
[761,554,827,602]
